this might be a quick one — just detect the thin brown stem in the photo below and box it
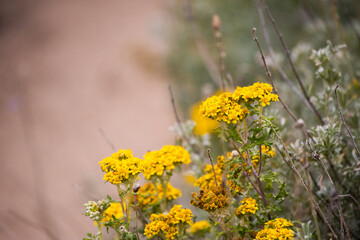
[229,138,269,218]
[270,124,338,238]
[168,85,192,146]
[242,172,261,195]
[213,15,227,91]
[335,85,360,158]
[182,0,221,87]
[99,128,116,152]
[207,149,219,187]
[259,0,324,125]
[257,144,263,176]
[254,0,311,109]
[252,28,298,122]
[307,142,351,240]
[252,28,315,142]
[335,194,360,212]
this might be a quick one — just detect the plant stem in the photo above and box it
[96,222,104,240]
[213,15,227,91]
[335,85,360,158]
[160,177,169,211]
[208,149,219,187]
[270,124,338,239]
[126,181,134,224]
[116,184,127,223]
[259,0,324,125]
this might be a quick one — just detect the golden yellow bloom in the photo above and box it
[191,102,219,135]
[144,205,193,240]
[191,186,228,211]
[101,203,125,223]
[194,155,241,193]
[99,149,144,185]
[256,218,294,240]
[136,182,182,209]
[167,205,193,225]
[200,92,249,124]
[235,197,258,215]
[233,82,279,107]
[199,82,278,125]
[189,220,211,234]
[143,145,191,180]
[93,202,126,227]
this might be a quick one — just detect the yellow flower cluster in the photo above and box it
[194,156,241,193]
[191,186,228,211]
[189,220,211,234]
[99,149,144,185]
[136,182,182,208]
[194,156,224,189]
[233,82,279,107]
[199,82,278,124]
[97,203,125,226]
[200,92,249,124]
[143,145,191,179]
[191,102,219,135]
[235,197,258,215]
[144,205,193,240]
[256,218,294,240]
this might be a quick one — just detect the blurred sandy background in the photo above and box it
[0,0,176,239]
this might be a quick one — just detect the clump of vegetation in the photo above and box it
[82,1,360,239]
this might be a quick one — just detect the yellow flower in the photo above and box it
[256,218,294,240]
[233,82,278,107]
[194,155,241,193]
[136,182,182,209]
[93,202,126,227]
[199,82,278,125]
[235,197,258,215]
[200,92,249,124]
[191,102,218,135]
[144,205,193,240]
[189,220,211,234]
[99,149,144,185]
[101,203,125,223]
[191,186,228,211]
[143,145,191,180]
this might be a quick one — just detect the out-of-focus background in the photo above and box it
[2,0,360,239]
[0,0,175,239]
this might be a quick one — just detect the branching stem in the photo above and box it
[335,85,360,158]
[259,0,324,125]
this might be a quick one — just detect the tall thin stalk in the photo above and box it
[258,0,325,125]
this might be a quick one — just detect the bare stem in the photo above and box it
[116,185,128,223]
[168,85,192,146]
[259,0,324,125]
[335,85,360,158]
[242,172,261,195]
[252,28,298,122]
[97,222,104,240]
[307,142,352,240]
[270,124,338,238]
[229,138,269,218]
[254,0,311,109]
[182,0,221,87]
[213,15,227,91]
[208,149,219,187]
[252,28,315,142]
[99,128,116,152]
